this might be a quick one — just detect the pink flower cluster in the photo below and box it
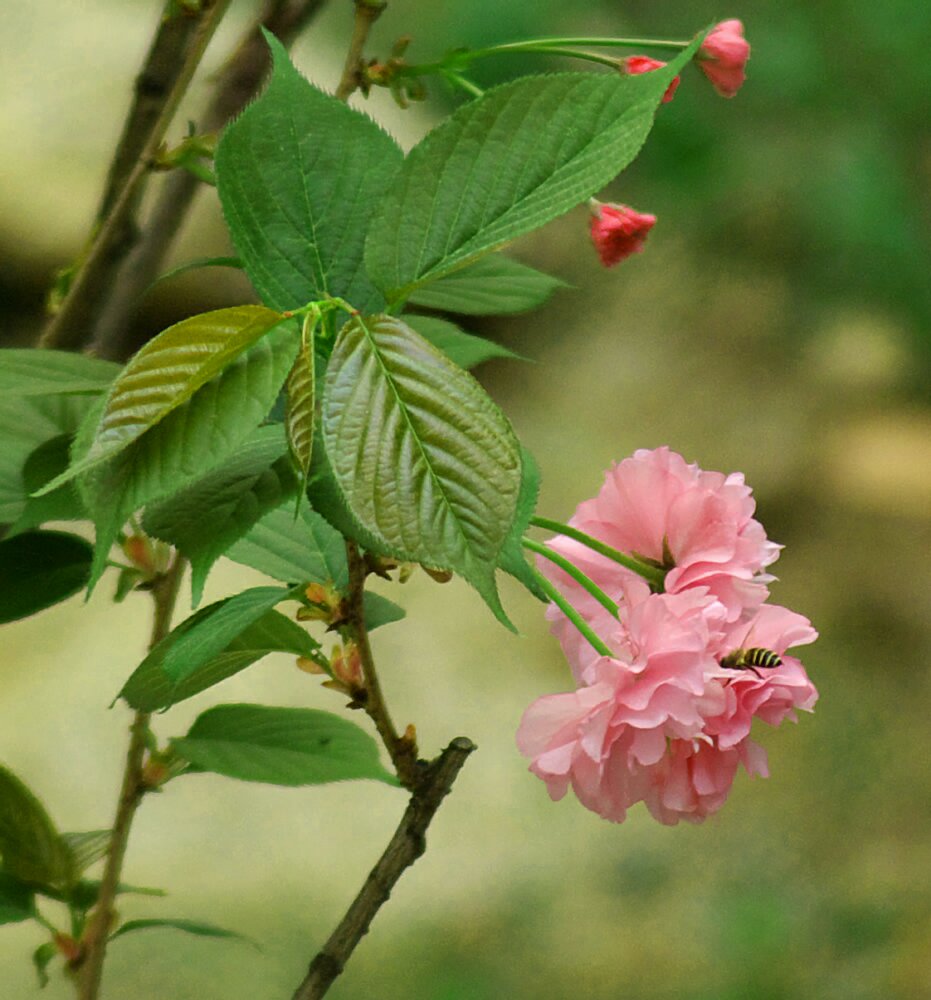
[517,447,818,825]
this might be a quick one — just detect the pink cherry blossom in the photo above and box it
[621,55,680,103]
[704,603,819,748]
[589,201,657,268]
[544,447,781,624]
[697,19,750,98]
[640,737,768,825]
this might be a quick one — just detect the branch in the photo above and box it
[92,0,328,360]
[335,0,386,101]
[290,737,476,1000]
[75,555,186,1000]
[40,0,232,352]
[345,542,420,788]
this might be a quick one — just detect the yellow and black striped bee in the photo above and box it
[719,647,783,678]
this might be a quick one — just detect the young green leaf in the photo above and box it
[225,497,349,590]
[406,254,567,315]
[404,315,523,369]
[171,704,398,786]
[121,602,317,712]
[366,46,696,300]
[216,33,403,313]
[497,446,547,601]
[363,592,406,631]
[0,873,35,926]
[0,531,93,623]
[109,918,255,947]
[61,830,111,875]
[142,425,298,605]
[37,306,285,493]
[8,435,88,536]
[64,880,166,913]
[32,941,57,989]
[285,317,316,486]
[0,394,98,523]
[0,349,119,396]
[164,587,295,684]
[77,323,299,590]
[323,314,521,624]
[0,765,74,889]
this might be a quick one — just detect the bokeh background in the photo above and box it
[2,0,930,997]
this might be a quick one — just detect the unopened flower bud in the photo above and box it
[620,56,680,104]
[588,200,657,268]
[697,20,750,98]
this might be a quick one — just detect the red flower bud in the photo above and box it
[588,201,657,268]
[697,20,750,98]
[621,56,680,104]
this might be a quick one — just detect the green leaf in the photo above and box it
[0,394,98,523]
[38,306,285,493]
[65,880,166,912]
[61,830,110,875]
[142,425,298,605]
[366,49,696,300]
[159,587,295,684]
[404,315,523,369]
[0,531,93,623]
[406,254,566,315]
[0,765,74,888]
[148,255,242,295]
[8,435,88,536]
[78,322,299,590]
[121,598,317,712]
[33,941,57,989]
[363,592,406,631]
[170,704,398,786]
[497,446,546,601]
[0,349,119,396]
[216,33,403,313]
[0,872,34,925]
[225,497,349,590]
[110,917,255,947]
[323,314,521,624]
[285,319,316,485]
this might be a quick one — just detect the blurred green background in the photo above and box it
[2,0,930,997]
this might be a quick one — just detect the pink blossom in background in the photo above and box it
[697,19,751,98]
[519,446,818,825]
[588,201,657,268]
[621,55,680,103]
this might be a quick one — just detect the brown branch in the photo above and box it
[335,0,387,101]
[345,542,420,788]
[92,0,328,360]
[75,555,186,1000]
[290,737,476,1000]
[40,0,232,352]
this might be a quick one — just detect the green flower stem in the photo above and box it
[529,515,666,590]
[522,537,619,619]
[529,566,615,659]
[468,36,690,57]
[443,71,485,98]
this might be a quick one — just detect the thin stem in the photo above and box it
[41,0,233,352]
[504,46,623,69]
[345,542,420,789]
[76,554,185,1000]
[470,35,690,56]
[335,0,386,101]
[290,737,475,1000]
[443,71,485,98]
[522,537,619,619]
[91,0,328,361]
[529,567,615,659]
[529,516,666,590]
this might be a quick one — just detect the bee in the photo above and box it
[719,647,783,678]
